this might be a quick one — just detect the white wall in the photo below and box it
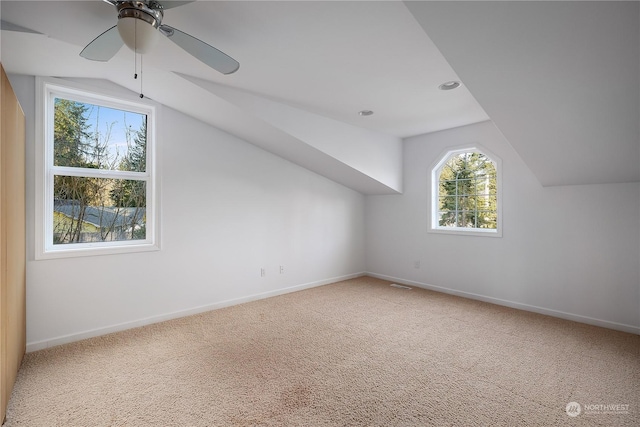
[9,74,639,350]
[366,121,640,333]
[10,75,366,351]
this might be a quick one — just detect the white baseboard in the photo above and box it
[26,272,366,353]
[367,272,640,335]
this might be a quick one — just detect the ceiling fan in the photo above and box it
[80,0,239,75]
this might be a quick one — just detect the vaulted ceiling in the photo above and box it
[407,1,639,187]
[1,1,638,192]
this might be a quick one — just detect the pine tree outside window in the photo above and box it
[431,147,502,237]
[36,78,159,259]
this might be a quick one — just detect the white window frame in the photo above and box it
[35,77,161,259]
[429,145,502,237]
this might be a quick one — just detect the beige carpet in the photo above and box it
[5,276,639,426]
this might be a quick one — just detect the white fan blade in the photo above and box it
[1,20,43,35]
[80,25,124,61]
[160,25,239,75]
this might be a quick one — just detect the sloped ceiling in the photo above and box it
[406,0,640,186]
[175,73,403,193]
[1,1,638,191]
[0,0,489,195]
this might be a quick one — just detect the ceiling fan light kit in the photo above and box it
[116,1,163,54]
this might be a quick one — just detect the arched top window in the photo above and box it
[431,146,502,237]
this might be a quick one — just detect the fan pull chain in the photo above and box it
[134,17,138,80]
[139,55,144,98]
[132,17,143,98]
[133,53,144,99]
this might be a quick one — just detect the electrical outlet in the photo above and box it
[260,268,266,277]
[414,260,420,269]
[279,265,284,274]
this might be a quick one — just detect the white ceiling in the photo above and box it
[407,0,639,186]
[1,0,638,190]
[0,0,488,137]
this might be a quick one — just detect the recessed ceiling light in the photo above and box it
[358,110,374,116]
[439,81,461,91]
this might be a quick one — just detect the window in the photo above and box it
[36,78,159,258]
[430,146,501,237]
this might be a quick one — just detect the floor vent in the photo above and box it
[390,284,412,290]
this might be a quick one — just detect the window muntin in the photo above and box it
[431,147,501,236]
[37,79,158,258]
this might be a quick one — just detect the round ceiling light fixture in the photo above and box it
[358,110,374,116]
[117,1,164,54]
[439,81,461,91]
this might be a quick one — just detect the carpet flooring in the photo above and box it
[5,276,639,426]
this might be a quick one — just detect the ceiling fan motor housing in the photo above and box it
[117,1,164,53]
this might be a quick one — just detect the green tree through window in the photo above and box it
[437,151,498,230]
[37,78,158,259]
[52,96,148,245]
[110,121,147,240]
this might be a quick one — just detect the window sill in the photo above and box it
[428,227,503,238]
[35,242,160,260]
